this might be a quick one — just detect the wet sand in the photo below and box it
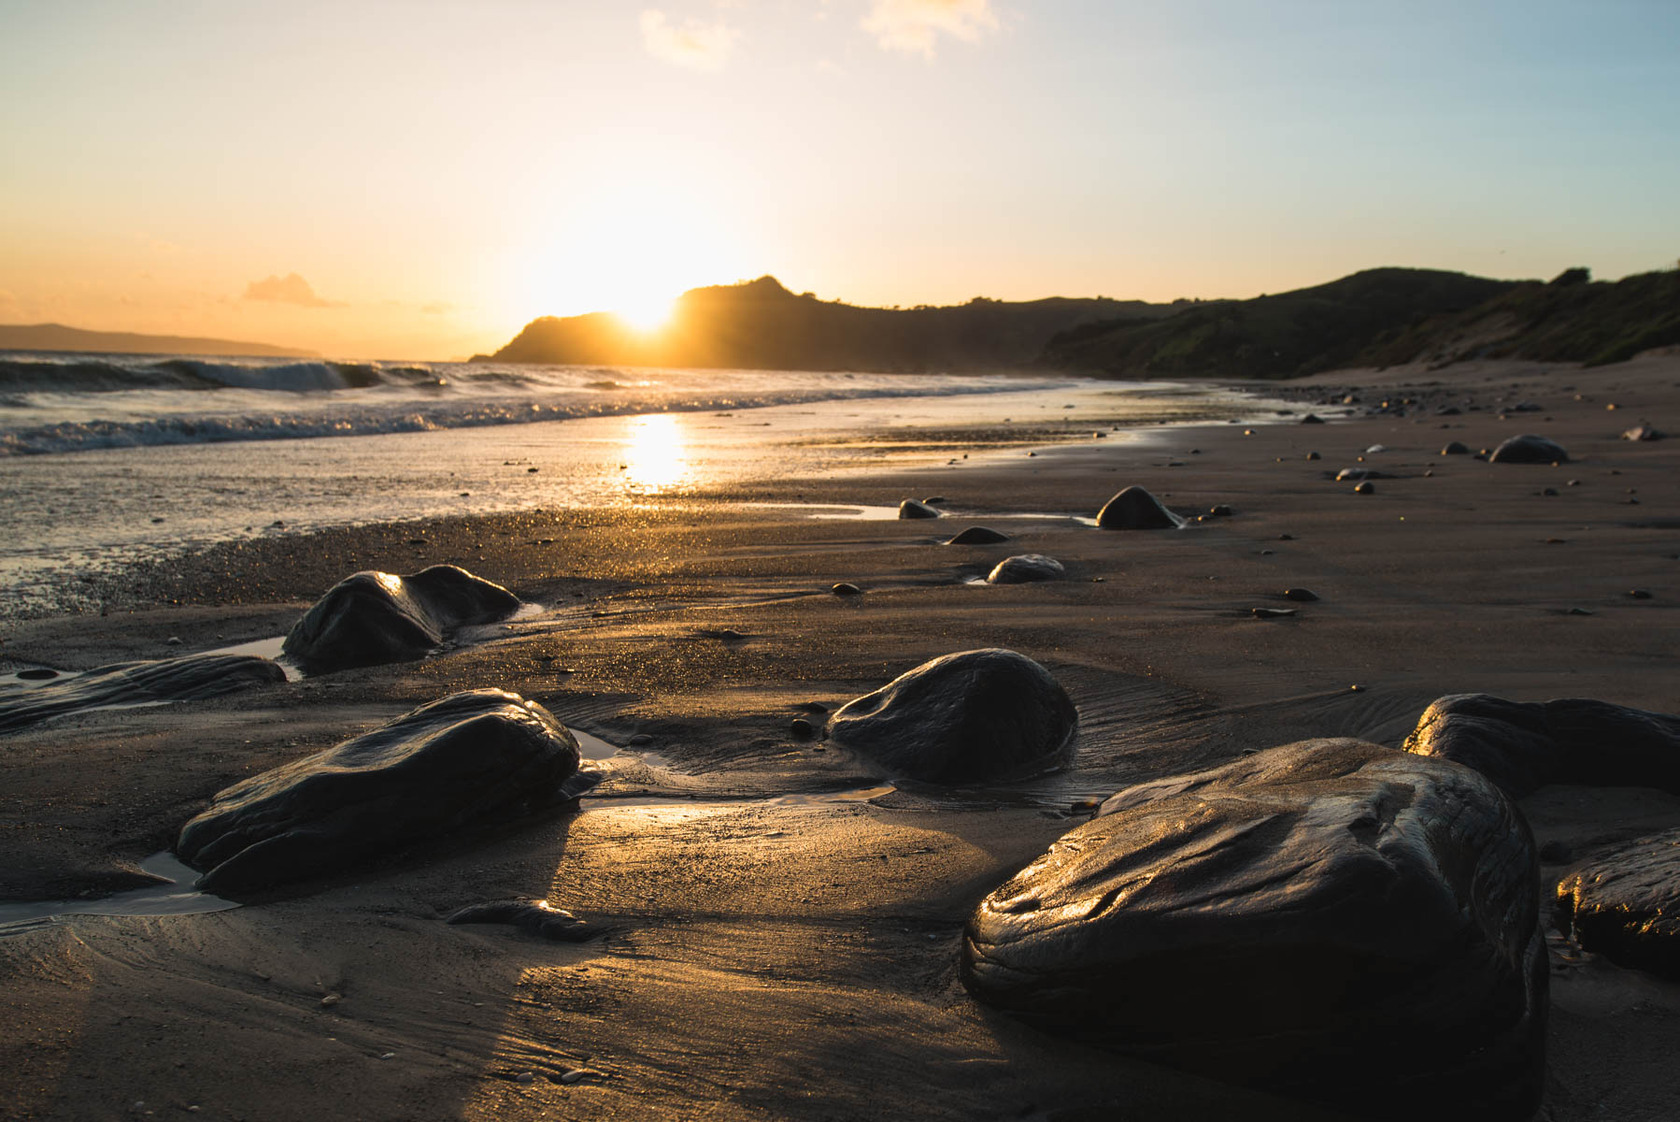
[2,355,1678,1120]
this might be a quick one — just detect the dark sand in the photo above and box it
[2,355,1678,1120]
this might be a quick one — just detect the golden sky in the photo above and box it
[2,1,1675,359]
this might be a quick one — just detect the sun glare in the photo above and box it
[621,413,690,494]
[614,294,677,334]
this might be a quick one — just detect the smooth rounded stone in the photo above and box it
[1488,434,1569,464]
[826,648,1077,784]
[282,565,521,673]
[1300,413,1325,424]
[898,499,940,519]
[831,582,863,597]
[1304,450,1321,460]
[1282,588,1319,602]
[1620,425,1664,442]
[1441,441,1471,455]
[1207,504,1233,517]
[1095,486,1184,530]
[1403,692,1680,798]
[945,526,1010,545]
[962,739,1545,1120]
[1628,588,1654,600]
[446,898,595,942]
[986,554,1065,585]
[0,654,286,734]
[1557,829,1680,979]
[790,717,816,738]
[177,689,584,894]
[1353,481,1375,495]
[1250,607,1296,619]
[1334,467,1392,481]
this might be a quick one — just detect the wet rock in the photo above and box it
[1557,829,1680,979]
[1628,588,1654,600]
[831,582,863,597]
[827,649,1077,784]
[986,554,1065,585]
[962,739,1544,1121]
[898,499,940,520]
[1403,692,1680,798]
[1334,467,1391,481]
[1305,451,1321,461]
[1621,424,1664,442]
[1282,588,1319,602]
[1353,481,1375,495]
[790,717,817,738]
[0,654,286,734]
[446,899,596,942]
[1441,441,1470,455]
[1300,414,1325,424]
[282,565,521,673]
[1207,504,1233,517]
[1095,486,1184,530]
[177,689,585,894]
[1250,607,1296,619]
[945,526,1011,545]
[1488,434,1569,464]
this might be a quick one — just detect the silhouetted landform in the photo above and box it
[479,276,1167,371]
[0,323,316,359]
[1046,266,1680,377]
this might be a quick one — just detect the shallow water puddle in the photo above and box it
[0,851,238,938]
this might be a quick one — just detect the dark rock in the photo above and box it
[898,499,940,519]
[177,689,584,894]
[15,668,59,681]
[1628,588,1654,600]
[961,739,1544,1121]
[945,526,1010,545]
[1305,451,1321,460]
[1207,504,1233,517]
[446,899,596,942]
[1441,441,1470,455]
[1403,692,1680,798]
[1557,829,1680,979]
[1300,414,1325,424]
[827,649,1076,784]
[1250,607,1296,619]
[1095,486,1184,530]
[0,654,286,734]
[1354,481,1375,495]
[1621,425,1664,442]
[1488,434,1569,464]
[797,701,829,714]
[831,582,863,597]
[282,565,520,673]
[1335,467,1392,481]
[986,554,1065,585]
[1281,588,1319,602]
[790,717,816,738]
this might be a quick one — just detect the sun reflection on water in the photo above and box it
[621,413,691,494]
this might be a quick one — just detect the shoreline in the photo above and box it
[3,354,1678,1120]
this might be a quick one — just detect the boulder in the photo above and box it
[1095,486,1184,530]
[945,526,1011,545]
[898,499,940,520]
[1403,693,1680,798]
[282,565,521,673]
[446,898,596,942]
[986,554,1065,584]
[1556,829,1680,979]
[962,739,1545,1120]
[827,649,1076,784]
[0,654,286,734]
[1488,434,1569,464]
[1441,441,1471,455]
[177,689,583,894]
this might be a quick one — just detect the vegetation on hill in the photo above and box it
[480,276,1170,371]
[0,323,313,358]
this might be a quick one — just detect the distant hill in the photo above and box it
[0,323,316,358]
[1040,266,1680,378]
[480,276,1172,371]
[1039,268,1520,379]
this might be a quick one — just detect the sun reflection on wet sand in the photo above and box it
[620,414,692,494]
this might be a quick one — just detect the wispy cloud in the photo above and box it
[862,0,999,57]
[640,10,741,72]
[243,273,341,309]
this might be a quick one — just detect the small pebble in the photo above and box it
[321,993,341,1007]
[1282,588,1319,602]
[1628,589,1654,600]
[790,718,816,738]
[831,582,863,597]
[1305,451,1321,460]
[628,733,655,747]
[516,1071,536,1084]
[559,1069,592,1085]
[1251,607,1296,619]
[1353,481,1375,495]
[166,636,182,646]
[1278,533,1295,541]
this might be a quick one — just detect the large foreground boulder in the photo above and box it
[962,739,1545,1120]
[1404,693,1680,797]
[177,689,582,894]
[1488,434,1569,463]
[1095,486,1184,529]
[0,654,285,735]
[282,565,521,673]
[1557,828,1680,980]
[826,649,1077,784]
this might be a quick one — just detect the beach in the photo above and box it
[3,353,1678,1121]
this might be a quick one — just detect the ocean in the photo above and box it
[0,352,1278,614]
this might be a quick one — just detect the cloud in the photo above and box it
[243,273,340,308]
[640,10,740,72]
[862,0,999,57]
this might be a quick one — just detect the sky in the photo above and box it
[1,0,1676,359]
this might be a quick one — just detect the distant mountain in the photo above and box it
[480,276,1172,371]
[0,323,316,359]
[1041,266,1680,378]
[1040,268,1520,379]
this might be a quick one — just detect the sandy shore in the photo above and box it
[3,355,1678,1120]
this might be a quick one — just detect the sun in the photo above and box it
[614,293,677,334]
